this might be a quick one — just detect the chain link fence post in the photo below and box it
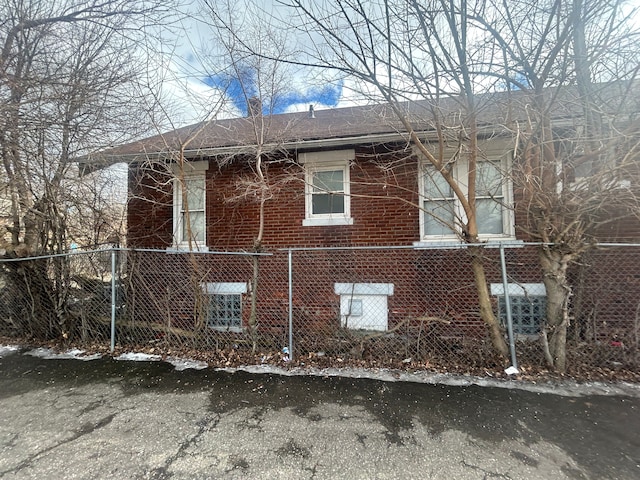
[499,243,518,371]
[110,248,116,353]
[288,249,294,362]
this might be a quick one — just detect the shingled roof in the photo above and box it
[85,81,637,165]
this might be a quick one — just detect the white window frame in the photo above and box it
[300,150,354,226]
[202,282,247,333]
[171,161,209,252]
[416,141,515,243]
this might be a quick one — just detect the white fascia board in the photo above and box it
[80,118,591,168]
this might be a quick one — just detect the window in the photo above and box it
[208,294,242,330]
[300,150,354,226]
[418,142,514,242]
[311,169,346,215]
[202,282,247,332]
[491,283,546,335]
[476,161,506,235]
[172,161,209,250]
[335,283,394,331]
[422,165,456,236]
[177,177,205,243]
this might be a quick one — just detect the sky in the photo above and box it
[149,0,640,129]
[151,1,351,128]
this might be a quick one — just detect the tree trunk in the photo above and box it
[248,151,266,354]
[469,246,509,358]
[539,246,573,372]
[6,259,59,339]
[248,253,259,354]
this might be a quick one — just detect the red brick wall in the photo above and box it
[127,163,173,248]
[125,146,639,345]
[591,204,640,242]
[128,146,422,250]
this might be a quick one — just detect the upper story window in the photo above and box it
[171,160,209,251]
[300,150,354,226]
[422,165,456,236]
[475,160,507,235]
[311,168,346,215]
[418,141,514,242]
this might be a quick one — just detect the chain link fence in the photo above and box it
[0,244,638,377]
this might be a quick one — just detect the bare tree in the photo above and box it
[123,1,297,348]
[198,0,303,351]
[0,0,173,339]
[477,0,640,371]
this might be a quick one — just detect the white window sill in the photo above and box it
[302,217,354,227]
[413,238,522,249]
[166,245,210,253]
[413,240,466,249]
[569,178,631,191]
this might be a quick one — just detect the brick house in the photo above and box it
[89,84,639,345]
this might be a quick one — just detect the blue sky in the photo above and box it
[154,0,353,125]
[158,39,346,125]
[203,69,343,115]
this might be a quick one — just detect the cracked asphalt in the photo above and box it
[1,350,639,479]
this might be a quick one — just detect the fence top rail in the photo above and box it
[0,249,112,262]
[595,243,640,248]
[278,241,640,253]
[0,247,273,263]
[1,242,638,262]
[130,247,273,257]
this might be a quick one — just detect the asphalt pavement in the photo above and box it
[0,347,639,479]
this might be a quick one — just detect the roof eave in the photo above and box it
[80,118,588,170]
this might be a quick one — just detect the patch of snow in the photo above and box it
[217,364,640,398]
[0,345,20,357]
[227,364,290,376]
[24,347,101,361]
[7,344,640,398]
[166,357,208,371]
[115,352,162,362]
[25,347,64,359]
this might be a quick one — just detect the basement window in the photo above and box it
[202,282,247,332]
[491,283,546,335]
[335,283,394,331]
